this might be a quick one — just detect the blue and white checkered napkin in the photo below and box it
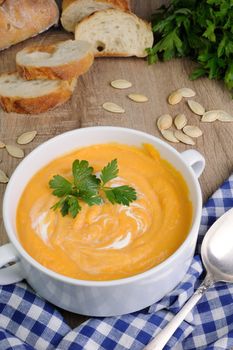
[1,175,233,350]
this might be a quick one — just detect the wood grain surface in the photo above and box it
[0,0,233,328]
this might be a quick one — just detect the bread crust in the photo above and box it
[0,74,74,114]
[16,46,94,80]
[0,0,59,51]
[0,91,72,114]
[61,0,129,32]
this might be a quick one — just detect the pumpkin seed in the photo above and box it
[0,141,5,149]
[217,110,233,122]
[168,91,182,105]
[174,113,187,130]
[161,130,179,143]
[157,114,173,131]
[0,169,9,183]
[174,130,195,145]
[111,79,132,89]
[103,102,125,114]
[128,94,148,103]
[187,100,205,116]
[17,130,37,145]
[6,144,24,158]
[177,88,196,98]
[201,110,219,122]
[183,125,203,138]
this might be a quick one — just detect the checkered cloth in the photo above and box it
[1,175,233,350]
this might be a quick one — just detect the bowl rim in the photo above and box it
[3,126,203,287]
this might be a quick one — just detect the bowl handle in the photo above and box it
[181,150,205,178]
[0,243,24,285]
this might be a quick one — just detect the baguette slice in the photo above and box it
[75,9,153,58]
[0,73,76,114]
[16,40,94,81]
[0,0,59,51]
[61,0,129,32]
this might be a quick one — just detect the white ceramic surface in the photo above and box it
[1,127,205,316]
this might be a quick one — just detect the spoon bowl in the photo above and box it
[202,208,233,283]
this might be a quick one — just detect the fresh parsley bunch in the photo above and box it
[147,0,233,92]
[49,159,137,218]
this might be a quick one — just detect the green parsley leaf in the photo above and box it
[49,175,73,198]
[225,62,233,90]
[147,48,159,64]
[77,176,100,197]
[81,195,103,206]
[100,159,118,185]
[60,199,69,217]
[67,196,82,218]
[72,160,94,185]
[103,186,137,206]
[190,67,207,80]
[72,159,100,197]
[203,20,216,43]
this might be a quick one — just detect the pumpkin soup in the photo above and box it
[17,143,192,281]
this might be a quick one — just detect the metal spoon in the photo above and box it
[144,207,233,350]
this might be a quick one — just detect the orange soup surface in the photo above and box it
[17,143,192,281]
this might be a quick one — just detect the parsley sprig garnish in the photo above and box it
[49,159,137,218]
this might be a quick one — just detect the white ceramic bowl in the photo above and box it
[1,127,205,316]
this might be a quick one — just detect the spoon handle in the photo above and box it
[144,275,214,350]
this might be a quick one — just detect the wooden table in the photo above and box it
[0,0,233,328]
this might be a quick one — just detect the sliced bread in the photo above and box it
[16,40,94,81]
[61,0,129,32]
[0,73,76,114]
[75,9,154,58]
